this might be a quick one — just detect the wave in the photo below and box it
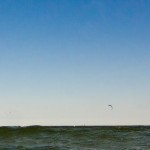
[0,126,149,149]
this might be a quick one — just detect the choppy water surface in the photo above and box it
[0,126,149,149]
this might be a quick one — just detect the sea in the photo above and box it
[0,126,149,150]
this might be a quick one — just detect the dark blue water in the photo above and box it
[0,126,150,149]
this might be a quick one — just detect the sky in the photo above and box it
[0,0,150,126]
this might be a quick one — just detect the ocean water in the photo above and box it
[0,126,149,150]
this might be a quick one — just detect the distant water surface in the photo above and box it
[0,126,150,150]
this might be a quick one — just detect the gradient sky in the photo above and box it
[0,0,150,126]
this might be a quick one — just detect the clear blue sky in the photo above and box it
[0,0,150,125]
